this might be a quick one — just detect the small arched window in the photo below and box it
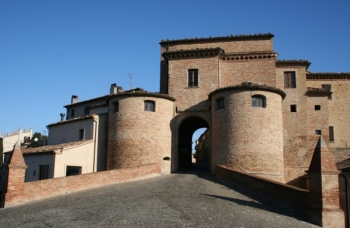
[144,100,156,112]
[216,97,225,110]
[252,95,266,108]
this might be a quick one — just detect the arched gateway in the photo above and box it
[177,116,209,170]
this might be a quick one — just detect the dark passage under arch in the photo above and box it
[178,116,209,169]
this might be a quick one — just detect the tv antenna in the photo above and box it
[127,73,138,89]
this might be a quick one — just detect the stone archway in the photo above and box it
[177,116,209,170]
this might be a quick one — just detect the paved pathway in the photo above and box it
[0,164,319,228]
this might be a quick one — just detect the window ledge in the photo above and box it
[185,86,200,89]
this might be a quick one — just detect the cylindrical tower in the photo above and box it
[209,82,286,182]
[107,90,175,173]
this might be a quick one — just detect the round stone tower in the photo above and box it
[209,82,286,182]
[107,89,175,173]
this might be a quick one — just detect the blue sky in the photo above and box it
[1,0,349,143]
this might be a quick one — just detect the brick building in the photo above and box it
[45,33,349,186]
[1,33,349,226]
[3,33,345,187]
[158,33,349,185]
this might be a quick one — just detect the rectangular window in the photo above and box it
[114,102,119,112]
[188,69,198,87]
[216,98,225,110]
[71,109,75,117]
[144,100,155,112]
[66,166,82,176]
[329,126,334,142]
[290,105,297,112]
[23,136,30,144]
[284,71,296,88]
[315,130,322,135]
[39,165,49,180]
[252,96,266,108]
[84,107,89,115]
[315,105,321,110]
[79,129,84,140]
[322,84,332,99]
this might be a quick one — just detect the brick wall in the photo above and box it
[164,39,273,53]
[276,66,309,186]
[107,95,173,173]
[307,79,350,162]
[216,165,309,215]
[168,57,219,111]
[307,96,330,170]
[216,164,346,227]
[220,58,276,87]
[4,163,161,207]
[211,89,284,182]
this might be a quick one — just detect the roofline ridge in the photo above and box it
[160,33,274,45]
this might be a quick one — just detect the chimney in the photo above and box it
[60,113,65,121]
[71,95,78,104]
[110,83,117,94]
[117,86,123,93]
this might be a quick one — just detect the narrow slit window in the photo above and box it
[114,102,119,113]
[329,126,334,142]
[79,129,84,140]
[216,98,225,110]
[84,107,89,115]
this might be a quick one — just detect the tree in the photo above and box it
[30,132,48,143]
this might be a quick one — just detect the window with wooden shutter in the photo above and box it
[284,71,296,88]
[39,165,50,180]
[188,69,198,87]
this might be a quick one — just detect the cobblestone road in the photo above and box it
[0,164,319,228]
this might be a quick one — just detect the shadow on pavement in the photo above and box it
[176,163,317,226]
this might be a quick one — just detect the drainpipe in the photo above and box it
[93,117,98,173]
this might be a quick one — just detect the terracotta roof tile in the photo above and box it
[46,114,97,128]
[22,140,94,154]
[160,33,274,45]
[276,59,311,69]
[209,81,286,99]
[336,158,350,172]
